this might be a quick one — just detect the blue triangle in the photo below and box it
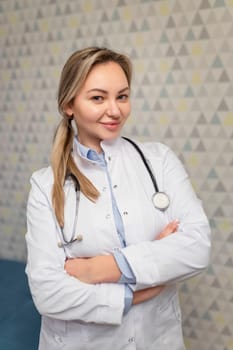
[160,32,169,43]
[213,0,226,7]
[165,73,175,84]
[212,56,223,68]
[185,29,196,41]
[160,88,168,98]
[112,9,120,21]
[209,218,216,228]
[208,168,218,178]
[185,86,194,97]
[203,311,211,321]
[211,113,221,124]
[183,140,192,151]
[180,284,189,293]
[142,101,150,111]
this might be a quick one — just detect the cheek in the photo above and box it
[123,103,131,118]
[74,103,103,120]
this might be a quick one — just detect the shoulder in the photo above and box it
[30,166,54,190]
[121,137,171,159]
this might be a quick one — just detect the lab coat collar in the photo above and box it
[73,136,123,163]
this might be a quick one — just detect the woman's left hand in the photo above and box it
[64,255,121,284]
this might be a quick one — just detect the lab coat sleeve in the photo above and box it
[25,173,125,324]
[121,144,211,291]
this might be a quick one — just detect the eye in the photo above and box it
[91,96,104,102]
[118,94,129,101]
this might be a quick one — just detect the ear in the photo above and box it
[64,104,73,118]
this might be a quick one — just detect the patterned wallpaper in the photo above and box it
[0,0,233,349]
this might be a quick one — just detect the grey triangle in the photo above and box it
[166,46,176,57]
[172,0,183,13]
[153,101,162,111]
[196,141,206,151]
[209,301,220,311]
[218,99,228,111]
[130,48,139,59]
[129,22,137,32]
[172,59,182,70]
[219,70,230,82]
[192,13,203,26]
[222,326,232,336]
[221,9,233,21]
[220,40,231,53]
[190,127,200,138]
[225,257,233,268]
[178,44,188,56]
[199,27,210,39]
[36,9,43,18]
[167,16,176,28]
[101,11,108,22]
[96,25,104,36]
[215,181,226,191]
[64,4,72,14]
[197,113,207,124]
[135,88,144,98]
[228,84,233,96]
[164,128,173,138]
[200,0,211,9]
[212,278,221,288]
[190,309,198,318]
[142,75,151,85]
[117,0,126,4]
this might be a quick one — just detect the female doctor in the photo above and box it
[25,47,211,350]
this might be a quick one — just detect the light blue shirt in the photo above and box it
[76,139,136,313]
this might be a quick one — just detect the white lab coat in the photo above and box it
[25,137,211,350]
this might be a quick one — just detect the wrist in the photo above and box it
[92,255,121,284]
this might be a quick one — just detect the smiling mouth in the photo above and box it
[100,121,121,130]
[101,121,120,125]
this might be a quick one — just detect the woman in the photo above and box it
[25,47,211,350]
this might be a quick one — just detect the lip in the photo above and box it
[100,121,121,130]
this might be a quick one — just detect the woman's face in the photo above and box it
[65,61,131,152]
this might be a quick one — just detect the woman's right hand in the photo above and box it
[132,285,165,305]
[156,219,179,240]
[132,220,179,305]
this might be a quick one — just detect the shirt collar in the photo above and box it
[73,135,123,164]
[73,137,105,165]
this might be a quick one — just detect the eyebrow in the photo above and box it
[87,87,130,94]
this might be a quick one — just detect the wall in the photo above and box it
[0,0,233,349]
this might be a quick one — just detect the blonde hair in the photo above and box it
[51,47,132,227]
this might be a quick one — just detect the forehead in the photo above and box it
[83,61,128,89]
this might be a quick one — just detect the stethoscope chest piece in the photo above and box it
[152,192,170,211]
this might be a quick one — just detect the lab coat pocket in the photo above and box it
[154,294,185,350]
[39,317,67,349]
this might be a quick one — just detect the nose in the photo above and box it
[106,99,121,118]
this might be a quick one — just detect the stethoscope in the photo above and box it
[58,137,170,248]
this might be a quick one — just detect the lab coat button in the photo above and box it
[113,184,118,189]
[108,156,111,161]
[128,337,134,343]
[102,186,107,192]
[76,234,83,242]
[123,211,128,215]
[106,214,111,219]
[54,335,63,343]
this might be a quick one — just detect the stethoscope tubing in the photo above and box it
[58,137,170,247]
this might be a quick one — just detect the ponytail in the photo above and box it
[51,119,99,227]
